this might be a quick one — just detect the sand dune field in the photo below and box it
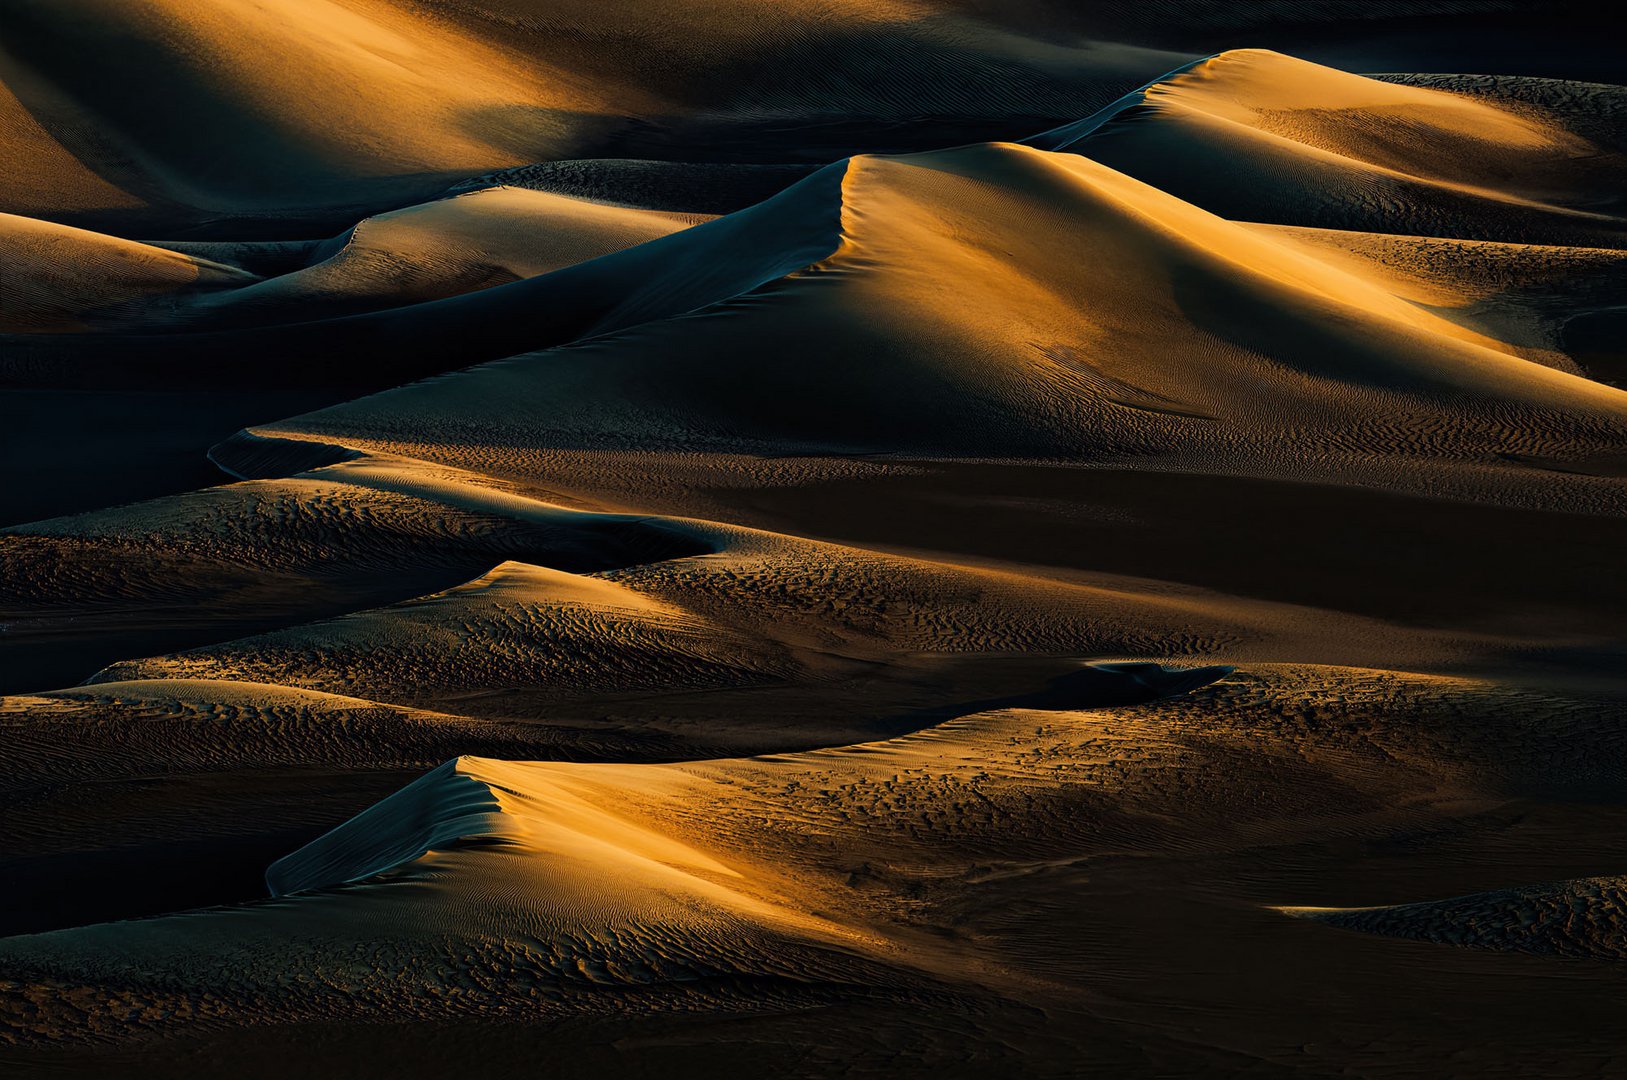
[2,4,1625,1076]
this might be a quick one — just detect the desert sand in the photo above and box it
[3,3,1626,1076]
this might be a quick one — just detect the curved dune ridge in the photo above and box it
[5,18,1627,1078]
[170,188,709,328]
[229,137,1627,516]
[1033,49,1627,243]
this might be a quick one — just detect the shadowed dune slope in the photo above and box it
[0,158,852,390]
[0,44,144,220]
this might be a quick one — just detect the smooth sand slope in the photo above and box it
[2,188,704,330]
[0,0,614,216]
[1248,225,1627,377]
[0,213,254,332]
[0,0,1193,230]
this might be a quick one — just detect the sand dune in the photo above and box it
[12,446,1320,743]
[0,45,144,220]
[91,559,799,715]
[0,0,1189,230]
[236,140,1627,513]
[1034,49,1627,244]
[0,212,254,332]
[7,664,1627,1072]
[0,459,713,696]
[1249,225,1627,376]
[1377,72,1627,153]
[151,187,706,328]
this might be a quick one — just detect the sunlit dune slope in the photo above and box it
[54,449,1315,738]
[2,6,1627,1076]
[0,187,704,332]
[1378,73,1627,155]
[90,559,798,713]
[0,750,905,1045]
[0,0,616,213]
[0,212,254,332]
[0,458,711,696]
[1032,49,1627,244]
[252,141,1627,483]
[1247,225,1627,376]
[18,133,1624,481]
[0,158,852,389]
[1,679,516,778]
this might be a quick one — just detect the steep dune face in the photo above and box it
[1035,49,1627,243]
[0,746,906,1047]
[260,755,853,951]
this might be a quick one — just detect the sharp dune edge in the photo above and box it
[4,8,1627,1076]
